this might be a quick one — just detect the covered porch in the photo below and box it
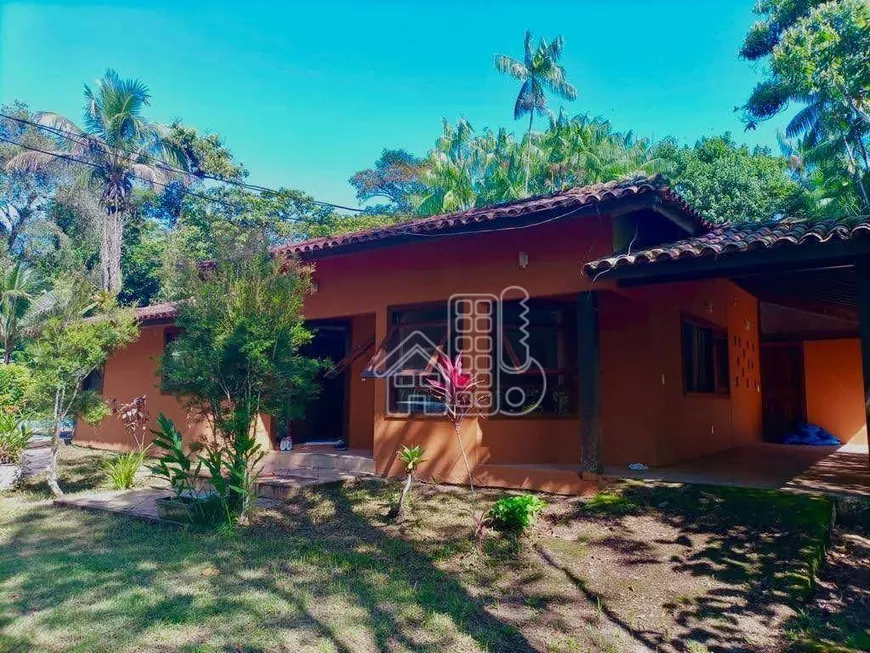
[605,442,870,499]
[583,219,870,496]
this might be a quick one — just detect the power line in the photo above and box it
[0,134,253,211]
[0,112,366,213]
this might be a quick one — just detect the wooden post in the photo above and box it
[856,260,870,467]
[577,291,603,476]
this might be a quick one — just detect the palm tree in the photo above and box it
[5,70,189,293]
[0,261,50,363]
[494,31,577,194]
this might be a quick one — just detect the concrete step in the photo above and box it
[255,466,382,500]
[475,463,600,496]
[261,449,376,476]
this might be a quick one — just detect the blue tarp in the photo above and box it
[782,423,841,446]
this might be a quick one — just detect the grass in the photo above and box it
[0,447,861,652]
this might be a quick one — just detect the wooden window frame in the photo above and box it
[681,315,730,396]
[491,299,579,418]
[381,301,453,415]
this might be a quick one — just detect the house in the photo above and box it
[75,175,870,494]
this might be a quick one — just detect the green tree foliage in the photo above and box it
[160,244,322,521]
[494,31,578,193]
[23,276,137,495]
[4,70,190,293]
[348,149,424,214]
[662,134,814,223]
[0,102,64,253]
[166,121,248,182]
[741,0,870,214]
[0,261,51,363]
[408,117,805,223]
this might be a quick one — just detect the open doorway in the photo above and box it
[287,320,349,445]
[760,342,805,442]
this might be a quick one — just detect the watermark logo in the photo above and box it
[373,286,547,417]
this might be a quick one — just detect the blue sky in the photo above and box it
[1,1,782,207]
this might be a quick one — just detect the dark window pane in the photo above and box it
[682,319,729,395]
[495,300,577,416]
[83,367,104,393]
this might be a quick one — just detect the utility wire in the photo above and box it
[0,134,254,211]
[0,112,366,213]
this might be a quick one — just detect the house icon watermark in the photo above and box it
[368,286,548,417]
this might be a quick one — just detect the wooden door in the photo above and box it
[761,342,805,441]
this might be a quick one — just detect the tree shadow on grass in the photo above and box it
[16,445,109,499]
[0,478,537,652]
[780,523,870,652]
[550,481,835,652]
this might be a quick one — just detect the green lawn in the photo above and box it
[0,447,861,652]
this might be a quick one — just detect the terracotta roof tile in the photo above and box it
[274,174,707,257]
[134,301,177,322]
[584,219,870,274]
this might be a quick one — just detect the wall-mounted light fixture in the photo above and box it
[518,252,529,269]
[310,280,319,295]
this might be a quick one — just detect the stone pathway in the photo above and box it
[22,440,52,478]
[53,469,378,523]
[55,489,171,523]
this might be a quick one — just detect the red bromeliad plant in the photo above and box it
[426,350,481,494]
[111,395,151,451]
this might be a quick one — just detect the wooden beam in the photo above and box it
[577,291,603,475]
[856,259,870,467]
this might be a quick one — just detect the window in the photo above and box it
[362,303,452,414]
[82,366,104,393]
[161,327,183,393]
[492,300,578,416]
[682,318,729,395]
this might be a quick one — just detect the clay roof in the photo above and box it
[584,219,870,275]
[133,301,178,322]
[274,174,707,257]
[133,176,702,321]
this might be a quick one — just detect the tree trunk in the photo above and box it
[525,110,534,196]
[397,472,414,518]
[47,390,64,497]
[455,423,475,496]
[101,208,123,294]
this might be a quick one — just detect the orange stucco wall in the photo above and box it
[607,279,763,467]
[77,212,770,483]
[303,218,615,483]
[804,339,868,446]
[74,324,272,451]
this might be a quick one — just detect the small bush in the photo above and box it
[104,450,147,489]
[0,363,32,414]
[0,413,32,465]
[486,494,547,534]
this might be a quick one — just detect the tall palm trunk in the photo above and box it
[101,207,123,294]
[525,110,535,196]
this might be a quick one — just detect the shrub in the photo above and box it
[160,247,321,524]
[149,413,201,499]
[0,363,32,414]
[0,413,32,465]
[104,450,147,490]
[486,494,547,534]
